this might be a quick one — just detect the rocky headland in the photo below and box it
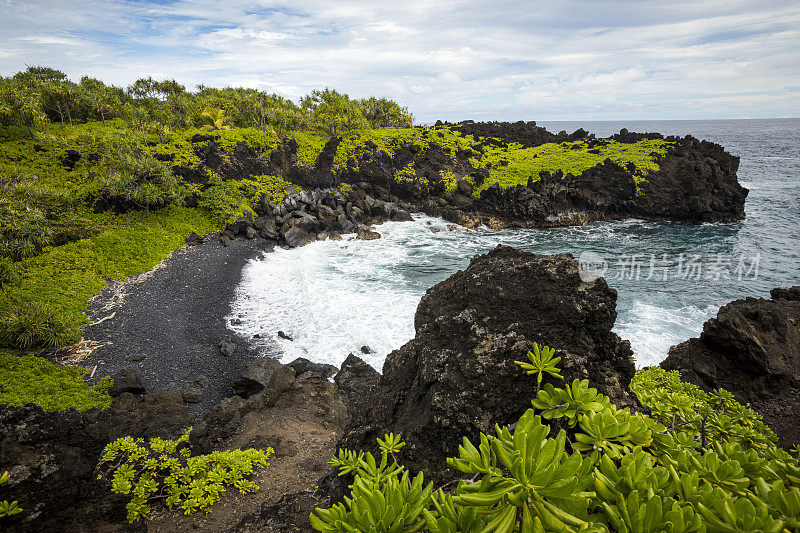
[167,121,748,252]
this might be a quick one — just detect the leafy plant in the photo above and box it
[311,351,800,532]
[514,343,563,390]
[313,433,433,532]
[97,428,272,523]
[0,300,81,349]
[531,378,611,427]
[0,470,22,519]
[199,107,231,132]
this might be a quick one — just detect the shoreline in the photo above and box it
[80,235,275,413]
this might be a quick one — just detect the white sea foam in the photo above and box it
[228,216,456,370]
[228,208,787,373]
[613,301,718,368]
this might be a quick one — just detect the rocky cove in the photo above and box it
[0,121,797,532]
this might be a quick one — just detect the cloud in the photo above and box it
[0,0,798,120]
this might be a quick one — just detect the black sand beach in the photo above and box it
[81,236,276,413]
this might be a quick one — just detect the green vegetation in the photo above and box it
[97,428,273,523]
[332,126,671,196]
[0,471,22,519]
[0,350,113,411]
[0,66,674,424]
[472,138,670,193]
[311,345,800,532]
[0,206,217,348]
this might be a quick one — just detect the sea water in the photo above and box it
[228,119,800,371]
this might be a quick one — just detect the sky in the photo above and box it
[1,0,799,122]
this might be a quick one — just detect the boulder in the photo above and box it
[219,335,237,357]
[227,213,254,236]
[287,357,338,379]
[335,354,380,415]
[283,227,313,248]
[456,178,474,197]
[282,212,318,234]
[109,368,145,397]
[315,204,337,229]
[182,388,204,404]
[661,287,800,448]
[185,232,205,246]
[341,246,636,482]
[355,227,381,240]
[390,209,414,222]
[336,216,355,234]
[232,357,284,399]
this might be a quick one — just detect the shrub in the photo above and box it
[0,350,112,411]
[0,300,81,349]
[0,258,15,289]
[312,347,800,532]
[97,428,273,523]
[0,174,88,261]
[95,134,184,216]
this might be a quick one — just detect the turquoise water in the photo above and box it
[230,119,800,370]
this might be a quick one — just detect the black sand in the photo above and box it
[81,236,277,413]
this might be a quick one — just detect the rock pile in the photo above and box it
[219,187,415,248]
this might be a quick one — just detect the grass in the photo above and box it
[0,349,113,412]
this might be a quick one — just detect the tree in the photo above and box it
[80,76,121,126]
[301,88,367,137]
[0,76,48,138]
[358,96,414,128]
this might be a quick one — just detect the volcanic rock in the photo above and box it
[340,245,636,482]
[335,354,380,415]
[661,287,800,448]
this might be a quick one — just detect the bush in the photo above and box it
[0,258,15,289]
[95,133,184,215]
[0,300,81,349]
[97,428,273,523]
[0,350,112,411]
[312,346,800,532]
[0,174,88,261]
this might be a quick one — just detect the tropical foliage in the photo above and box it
[312,348,800,532]
[0,67,413,139]
[97,428,273,523]
[0,470,22,519]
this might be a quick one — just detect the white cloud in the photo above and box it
[0,0,798,120]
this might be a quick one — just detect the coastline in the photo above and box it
[80,235,274,413]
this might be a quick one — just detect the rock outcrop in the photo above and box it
[661,287,800,448]
[0,391,193,532]
[470,136,745,226]
[174,124,747,251]
[340,245,637,483]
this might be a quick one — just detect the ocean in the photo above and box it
[228,119,800,370]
